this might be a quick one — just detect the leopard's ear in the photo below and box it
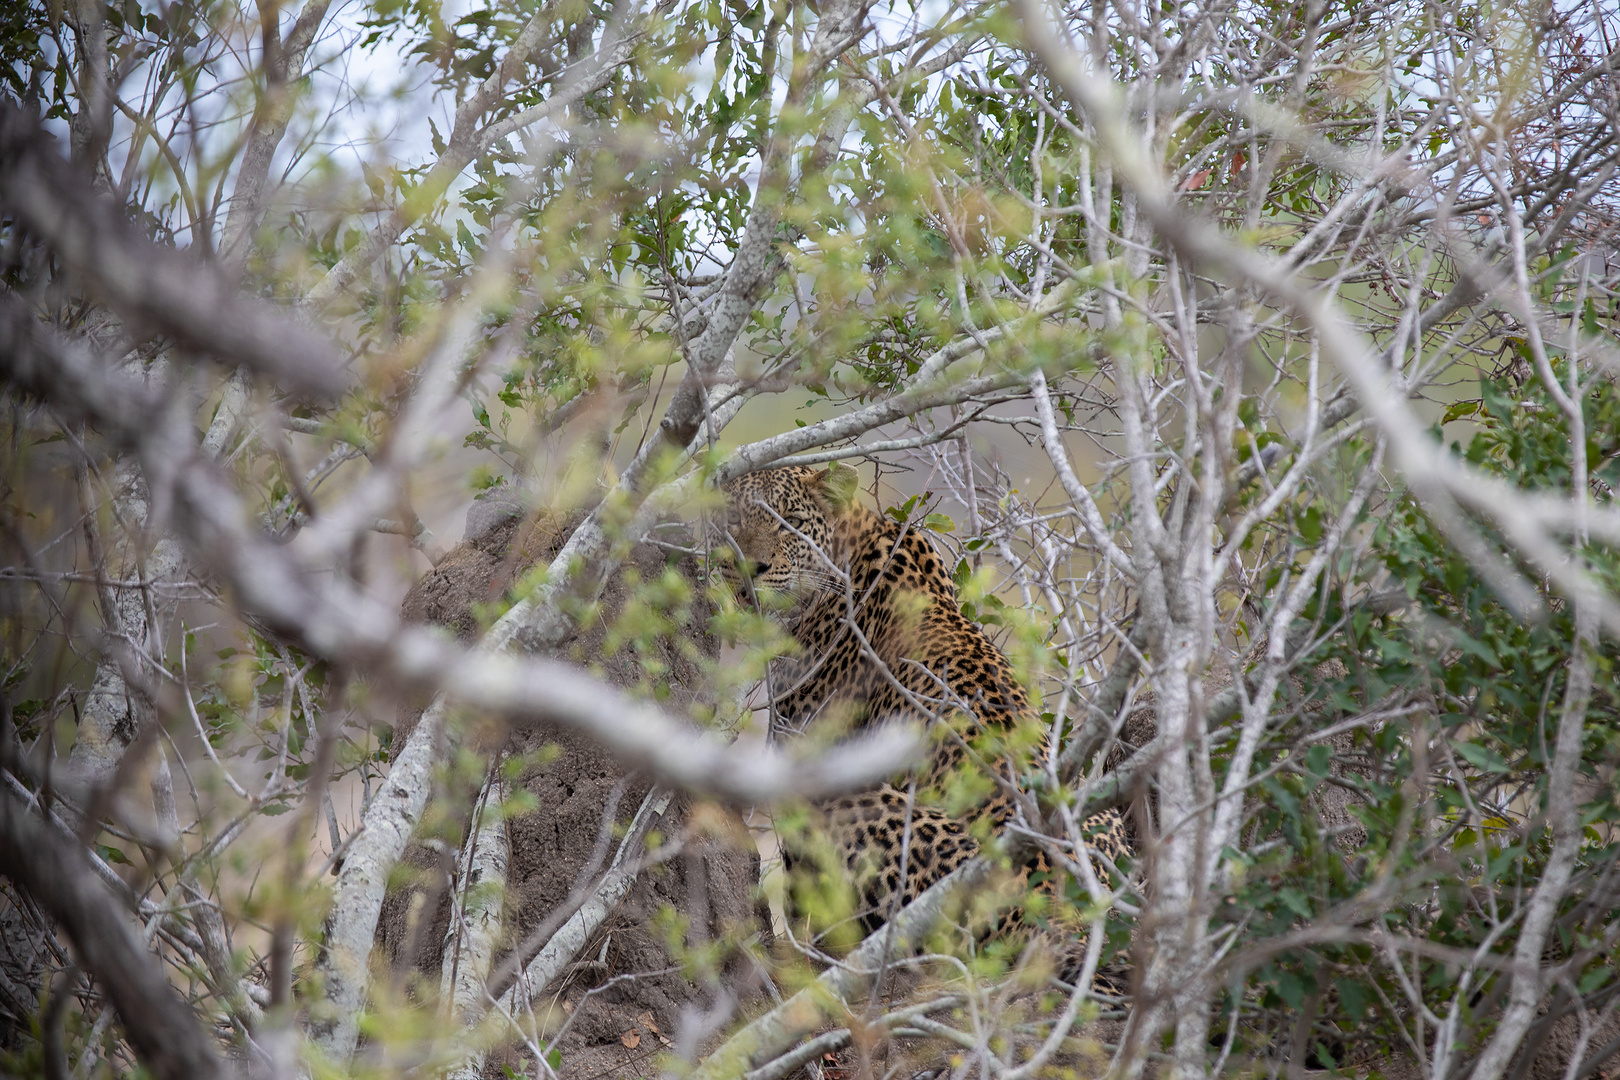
[813,463,860,512]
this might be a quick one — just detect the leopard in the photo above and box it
[714,462,1132,970]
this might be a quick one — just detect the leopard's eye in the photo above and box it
[785,512,809,528]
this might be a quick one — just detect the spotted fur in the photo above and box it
[717,465,1130,948]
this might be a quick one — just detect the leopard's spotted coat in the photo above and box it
[717,464,1130,945]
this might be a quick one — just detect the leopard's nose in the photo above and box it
[715,552,763,583]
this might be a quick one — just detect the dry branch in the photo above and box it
[0,290,921,803]
[690,858,996,1080]
[0,103,344,401]
[0,784,226,1080]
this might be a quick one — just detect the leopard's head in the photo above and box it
[714,464,860,609]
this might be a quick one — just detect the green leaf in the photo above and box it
[94,843,130,866]
[1298,505,1324,545]
[1336,978,1369,1021]
[1453,740,1510,774]
[1448,629,1499,668]
[1441,399,1482,424]
[1274,969,1305,1009]
[1277,887,1313,919]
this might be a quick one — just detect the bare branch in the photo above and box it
[0,784,226,1080]
[302,2,663,310]
[0,289,923,801]
[0,103,344,401]
[689,858,995,1080]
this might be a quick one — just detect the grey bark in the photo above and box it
[0,8,341,1029]
[440,776,511,1080]
[0,104,344,400]
[66,457,184,805]
[1468,600,1596,1079]
[0,784,227,1080]
[689,858,995,1080]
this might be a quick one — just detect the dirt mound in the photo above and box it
[377,500,765,1077]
